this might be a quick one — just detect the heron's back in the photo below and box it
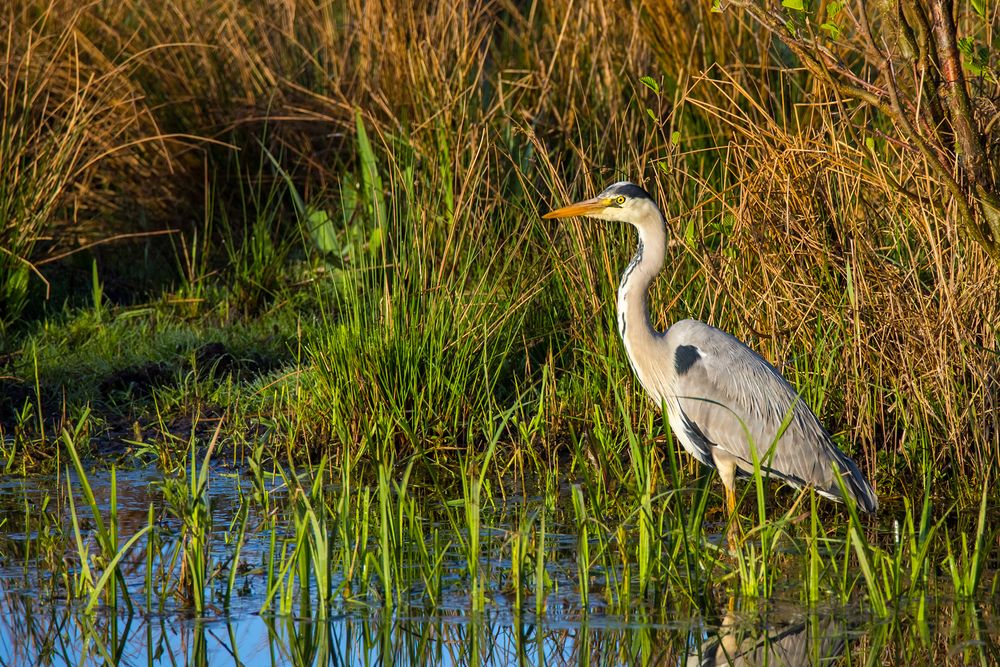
[629,320,877,513]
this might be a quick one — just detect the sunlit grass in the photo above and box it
[0,404,990,663]
[0,0,998,663]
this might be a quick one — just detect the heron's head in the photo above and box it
[542,181,658,225]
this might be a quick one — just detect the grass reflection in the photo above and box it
[2,583,998,666]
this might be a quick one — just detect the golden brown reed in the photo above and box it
[4,0,998,495]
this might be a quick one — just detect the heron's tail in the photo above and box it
[830,447,878,514]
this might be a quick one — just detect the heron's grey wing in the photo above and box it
[665,320,876,512]
[688,614,847,667]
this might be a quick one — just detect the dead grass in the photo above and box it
[3,0,999,495]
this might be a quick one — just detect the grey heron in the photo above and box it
[543,181,878,519]
[688,604,847,666]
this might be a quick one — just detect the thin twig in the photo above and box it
[36,229,180,266]
[0,247,51,299]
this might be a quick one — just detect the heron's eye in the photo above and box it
[615,195,626,205]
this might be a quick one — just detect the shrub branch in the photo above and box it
[726,0,1000,263]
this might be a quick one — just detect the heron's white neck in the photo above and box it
[616,208,667,350]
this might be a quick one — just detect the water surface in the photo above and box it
[0,459,995,665]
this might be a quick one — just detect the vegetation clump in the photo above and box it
[0,1,998,662]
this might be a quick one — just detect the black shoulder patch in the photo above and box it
[674,345,701,376]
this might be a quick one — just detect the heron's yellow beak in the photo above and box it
[542,197,611,219]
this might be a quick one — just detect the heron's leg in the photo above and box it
[713,453,741,547]
[720,596,739,659]
[725,487,741,548]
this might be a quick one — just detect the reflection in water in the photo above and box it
[0,600,688,666]
[686,604,847,667]
[0,467,998,665]
[0,590,853,667]
[2,563,999,665]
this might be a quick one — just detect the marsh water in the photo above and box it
[0,460,996,666]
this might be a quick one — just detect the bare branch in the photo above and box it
[726,0,1000,262]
